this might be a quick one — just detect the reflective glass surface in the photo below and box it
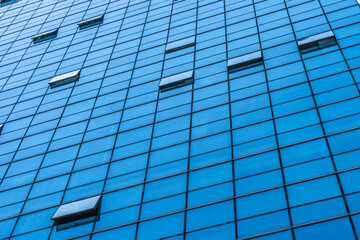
[0,0,360,239]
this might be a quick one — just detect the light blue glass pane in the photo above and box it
[104,170,145,192]
[346,192,360,212]
[237,188,287,219]
[74,150,112,170]
[234,151,280,178]
[0,202,23,219]
[278,125,324,146]
[92,224,136,240]
[233,121,274,145]
[137,213,184,240]
[237,210,290,238]
[11,228,51,240]
[287,176,341,207]
[49,222,93,240]
[94,206,140,231]
[108,154,147,177]
[340,169,360,194]
[141,194,185,219]
[291,197,347,225]
[143,174,186,201]
[284,157,334,183]
[328,129,360,155]
[190,132,231,156]
[13,207,56,235]
[280,139,329,167]
[189,147,232,169]
[0,218,17,239]
[234,136,277,158]
[63,181,104,203]
[235,170,283,195]
[351,214,360,239]
[112,140,151,160]
[23,192,63,214]
[149,143,188,167]
[29,175,69,199]
[188,162,233,190]
[186,223,236,240]
[101,185,143,213]
[324,113,360,135]
[252,230,292,240]
[147,158,187,180]
[295,217,355,240]
[78,135,115,157]
[188,182,233,208]
[68,164,108,188]
[186,200,234,232]
[37,161,74,180]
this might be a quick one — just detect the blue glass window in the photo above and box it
[287,176,341,207]
[295,217,355,240]
[186,201,234,232]
[32,29,58,44]
[137,213,184,240]
[0,0,17,6]
[78,15,104,30]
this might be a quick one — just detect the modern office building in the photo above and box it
[0,0,360,239]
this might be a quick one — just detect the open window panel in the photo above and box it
[32,29,58,44]
[49,69,81,88]
[159,70,194,91]
[52,195,101,230]
[165,36,195,53]
[0,124,3,134]
[227,51,263,73]
[297,31,337,54]
[78,15,104,30]
[1,0,17,6]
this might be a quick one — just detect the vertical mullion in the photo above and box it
[222,0,239,238]
[0,0,33,66]
[252,1,296,239]
[84,0,134,239]
[312,0,360,237]
[283,0,358,239]
[183,0,199,239]
[0,0,50,186]
[44,0,111,238]
[314,0,360,94]
[133,0,174,239]
[4,0,80,238]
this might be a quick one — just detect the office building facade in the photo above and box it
[1,0,360,239]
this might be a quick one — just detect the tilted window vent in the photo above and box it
[32,29,58,43]
[52,195,101,230]
[227,51,263,71]
[297,31,336,53]
[49,69,80,88]
[1,0,17,6]
[159,70,194,91]
[0,124,3,135]
[165,36,195,53]
[78,15,104,30]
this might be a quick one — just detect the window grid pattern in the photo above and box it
[0,0,360,239]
